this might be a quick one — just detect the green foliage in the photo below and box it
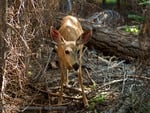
[128,14,145,22]
[106,0,116,3]
[91,94,105,103]
[89,94,105,110]
[89,80,97,89]
[139,0,150,5]
[147,101,150,113]
[121,25,140,35]
[98,0,117,4]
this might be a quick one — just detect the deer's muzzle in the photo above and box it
[72,63,79,71]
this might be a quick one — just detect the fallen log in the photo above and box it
[81,21,150,60]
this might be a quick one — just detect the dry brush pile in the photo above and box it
[1,0,59,112]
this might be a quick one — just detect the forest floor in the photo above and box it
[26,46,150,113]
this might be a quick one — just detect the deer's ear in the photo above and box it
[76,30,92,45]
[50,26,62,43]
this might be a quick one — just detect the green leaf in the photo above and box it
[139,0,150,5]
[128,14,145,22]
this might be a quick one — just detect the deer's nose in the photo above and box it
[72,63,79,71]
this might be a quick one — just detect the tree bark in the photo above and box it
[90,26,150,58]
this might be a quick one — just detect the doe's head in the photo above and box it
[50,27,92,71]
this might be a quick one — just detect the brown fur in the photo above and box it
[59,16,83,41]
[50,15,92,107]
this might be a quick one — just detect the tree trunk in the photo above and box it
[0,0,8,113]
[0,0,6,88]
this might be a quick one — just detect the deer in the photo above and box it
[50,15,92,107]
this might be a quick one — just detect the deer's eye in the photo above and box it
[65,50,70,54]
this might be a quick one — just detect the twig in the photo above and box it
[127,75,150,81]
[0,106,67,112]
[43,48,54,74]
[28,84,82,100]
[85,68,96,86]
[6,23,30,50]
[20,106,67,111]
[87,79,125,99]
[97,56,110,64]
[108,60,125,69]
[121,71,127,93]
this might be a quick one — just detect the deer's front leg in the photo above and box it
[64,69,69,86]
[78,67,88,107]
[78,48,88,107]
[58,62,65,105]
